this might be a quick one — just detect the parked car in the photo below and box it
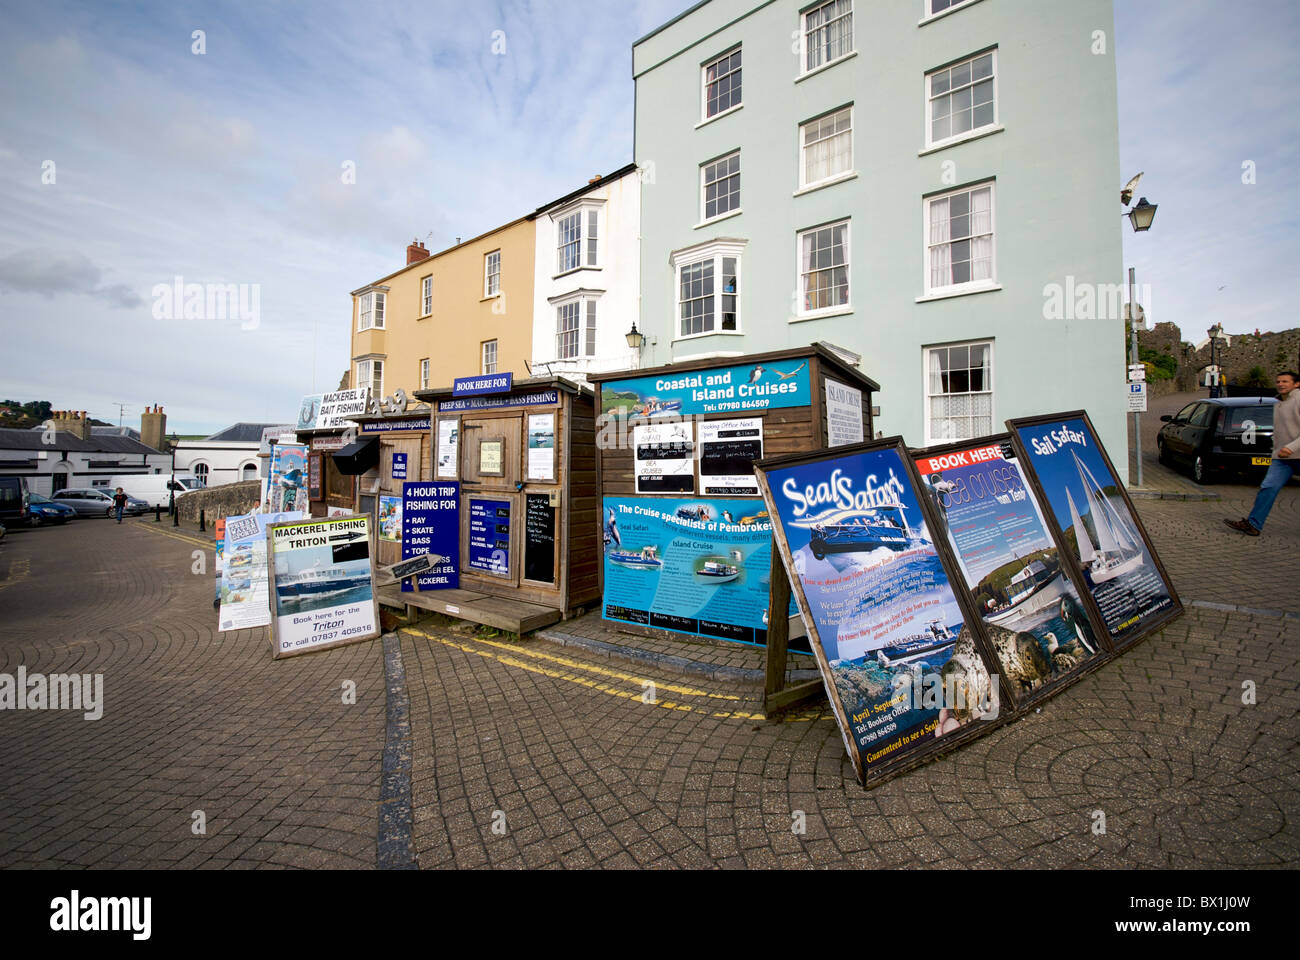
[1157,397,1279,484]
[104,474,201,509]
[27,492,77,526]
[0,476,28,526]
[50,487,124,517]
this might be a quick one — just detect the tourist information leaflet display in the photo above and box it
[913,438,1106,705]
[1008,413,1181,644]
[265,515,380,659]
[755,440,1004,783]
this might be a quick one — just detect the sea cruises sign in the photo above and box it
[265,516,381,660]
[600,360,811,419]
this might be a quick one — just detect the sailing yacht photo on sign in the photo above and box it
[1011,416,1177,641]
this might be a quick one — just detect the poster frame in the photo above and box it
[910,433,1118,712]
[753,436,1013,787]
[1004,410,1183,651]
[264,515,383,661]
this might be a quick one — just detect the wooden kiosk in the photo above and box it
[383,376,601,633]
[588,344,879,712]
[294,427,360,518]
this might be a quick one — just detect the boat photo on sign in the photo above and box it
[1009,414,1179,643]
[267,516,380,659]
[601,496,797,649]
[756,442,1001,782]
[913,438,1104,702]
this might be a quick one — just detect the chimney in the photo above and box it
[140,404,167,452]
[51,410,91,441]
[406,239,429,266]
[589,174,601,184]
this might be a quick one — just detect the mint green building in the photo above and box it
[633,0,1129,477]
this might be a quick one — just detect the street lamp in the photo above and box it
[1207,323,1226,399]
[1124,194,1158,489]
[625,323,644,351]
[1127,197,1158,233]
[168,432,179,517]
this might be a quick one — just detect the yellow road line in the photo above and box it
[137,523,213,549]
[406,627,741,700]
[404,628,821,723]
[0,558,31,593]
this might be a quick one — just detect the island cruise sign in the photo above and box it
[602,360,811,419]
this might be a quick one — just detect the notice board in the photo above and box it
[524,493,556,584]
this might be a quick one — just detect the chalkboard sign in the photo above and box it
[524,494,556,584]
[308,454,323,501]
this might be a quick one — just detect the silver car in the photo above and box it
[50,488,134,517]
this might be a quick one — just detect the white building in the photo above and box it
[0,412,170,496]
[528,164,643,383]
[174,423,284,488]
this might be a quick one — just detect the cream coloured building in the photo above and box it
[350,218,537,400]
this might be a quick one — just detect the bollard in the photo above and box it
[154,505,161,522]
[200,509,206,532]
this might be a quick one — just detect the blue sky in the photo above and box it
[1,0,1296,434]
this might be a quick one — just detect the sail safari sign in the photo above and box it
[1008,412,1181,645]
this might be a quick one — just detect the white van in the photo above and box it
[105,474,202,509]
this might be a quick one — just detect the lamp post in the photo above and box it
[168,432,179,522]
[1124,196,1157,489]
[1207,323,1225,399]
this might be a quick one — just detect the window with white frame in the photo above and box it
[675,245,741,338]
[555,298,597,360]
[420,358,430,390]
[800,106,852,187]
[356,359,384,399]
[928,50,996,146]
[803,0,853,73]
[926,342,993,443]
[701,153,740,221]
[192,462,209,488]
[702,47,741,120]
[798,220,850,315]
[421,276,433,316]
[555,207,599,273]
[928,0,976,16]
[557,212,581,272]
[484,250,501,297]
[925,182,995,293]
[481,340,498,375]
[357,292,386,331]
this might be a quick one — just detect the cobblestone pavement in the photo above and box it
[0,450,1296,868]
[0,518,386,868]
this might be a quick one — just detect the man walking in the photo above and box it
[1224,371,1300,536]
[112,486,128,524]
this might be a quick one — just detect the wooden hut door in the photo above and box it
[377,437,422,569]
[460,413,522,585]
